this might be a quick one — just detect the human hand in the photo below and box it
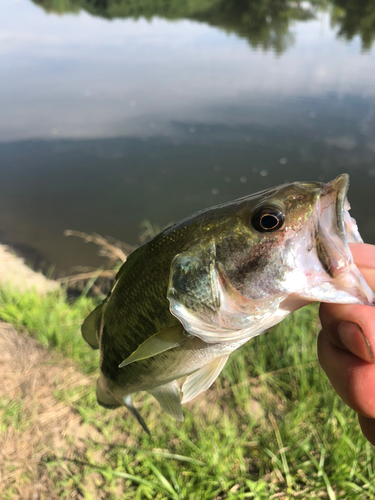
[318,243,375,446]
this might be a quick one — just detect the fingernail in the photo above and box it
[337,321,374,364]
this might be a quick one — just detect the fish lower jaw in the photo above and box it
[335,266,375,305]
[296,267,375,305]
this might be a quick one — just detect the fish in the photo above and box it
[82,174,375,433]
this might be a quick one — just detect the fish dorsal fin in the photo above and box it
[118,324,189,368]
[149,381,183,421]
[181,354,229,404]
[81,303,104,349]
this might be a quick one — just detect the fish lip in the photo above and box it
[321,173,349,238]
[315,174,351,278]
[330,173,349,242]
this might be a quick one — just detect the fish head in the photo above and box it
[216,173,373,304]
[168,174,375,343]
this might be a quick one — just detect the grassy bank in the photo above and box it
[0,285,374,499]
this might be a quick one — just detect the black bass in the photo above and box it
[82,174,374,432]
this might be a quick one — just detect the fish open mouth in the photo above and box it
[329,173,363,243]
[314,174,374,305]
[316,174,354,278]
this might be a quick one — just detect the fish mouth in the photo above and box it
[316,174,353,278]
[314,174,374,305]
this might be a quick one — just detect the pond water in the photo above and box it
[1,0,375,275]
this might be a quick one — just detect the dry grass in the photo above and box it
[60,225,161,295]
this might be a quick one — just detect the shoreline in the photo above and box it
[0,243,59,294]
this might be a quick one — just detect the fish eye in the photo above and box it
[251,205,285,233]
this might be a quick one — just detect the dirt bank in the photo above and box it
[0,245,99,498]
[0,244,58,294]
[0,322,102,499]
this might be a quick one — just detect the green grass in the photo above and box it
[0,397,26,432]
[0,285,374,499]
[0,286,99,374]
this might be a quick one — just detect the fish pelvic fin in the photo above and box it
[124,395,151,435]
[82,303,104,349]
[118,324,189,368]
[181,354,229,404]
[149,381,184,422]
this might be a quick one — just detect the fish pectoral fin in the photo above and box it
[181,354,229,404]
[118,324,189,368]
[81,303,103,349]
[149,381,184,422]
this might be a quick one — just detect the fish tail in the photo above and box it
[123,395,151,435]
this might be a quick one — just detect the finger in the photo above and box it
[349,243,375,270]
[317,243,375,435]
[319,303,375,363]
[349,243,375,289]
[319,242,375,361]
[318,328,375,418]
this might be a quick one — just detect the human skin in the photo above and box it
[318,243,375,446]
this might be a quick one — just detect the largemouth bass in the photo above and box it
[82,174,374,432]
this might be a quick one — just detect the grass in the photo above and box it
[0,286,99,374]
[0,285,374,499]
[0,397,26,433]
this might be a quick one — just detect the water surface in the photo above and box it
[1,0,375,274]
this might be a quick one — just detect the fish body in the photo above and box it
[82,174,375,428]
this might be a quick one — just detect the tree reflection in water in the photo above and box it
[32,0,375,53]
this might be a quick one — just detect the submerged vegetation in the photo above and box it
[1,279,375,497]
